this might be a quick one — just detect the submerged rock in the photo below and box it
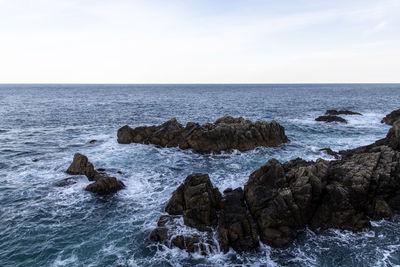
[315,115,347,123]
[319,147,340,159]
[117,116,289,153]
[325,110,362,116]
[382,109,400,125]
[66,153,125,195]
[151,124,400,252]
[55,177,78,187]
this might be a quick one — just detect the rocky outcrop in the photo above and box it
[150,124,400,252]
[382,109,400,125]
[66,153,125,195]
[117,116,289,153]
[315,115,347,123]
[325,110,362,116]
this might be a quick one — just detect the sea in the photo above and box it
[0,84,400,267]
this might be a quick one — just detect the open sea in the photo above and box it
[1,84,400,267]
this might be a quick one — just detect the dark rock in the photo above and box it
[97,168,106,172]
[66,153,125,195]
[117,170,123,174]
[164,173,221,231]
[319,148,340,159]
[218,187,259,253]
[85,176,125,195]
[117,116,289,153]
[325,110,362,116]
[315,115,347,123]
[32,158,40,162]
[55,177,78,187]
[66,153,97,180]
[151,124,400,252]
[89,139,97,144]
[382,109,400,125]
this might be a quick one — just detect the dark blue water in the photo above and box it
[0,84,399,266]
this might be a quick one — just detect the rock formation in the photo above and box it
[382,109,400,125]
[66,153,125,195]
[325,110,362,116]
[117,116,289,153]
[315,115,347,123]
[150,123,400,253]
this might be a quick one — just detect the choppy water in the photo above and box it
[0,84,400,267]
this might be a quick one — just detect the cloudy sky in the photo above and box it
[0,0,399,83]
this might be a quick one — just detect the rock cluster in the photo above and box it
[315,109,362,123]
[150,123,400,253]
[117,116,289,153]
[66,153,125,195]
[381,109,400,125]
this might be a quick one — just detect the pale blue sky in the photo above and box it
[0,0,399,83]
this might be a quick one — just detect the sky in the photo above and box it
[0,0,399,83]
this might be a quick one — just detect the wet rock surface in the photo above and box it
[66,153,125,195]
[325,110,362,116]
[319,147,340,159]
[382,109,400,125]
[315,115,347,123]
[117,116,289,153]
[151,124,400,253]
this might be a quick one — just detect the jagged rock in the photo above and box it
[85,176,125,195]
[117,116,289,153]
[66,153,125,195]
[325,110,362,116]
[315,115,347,123]
[218,188,259,253]
[165,173,221,231]
[151,124,400,252]
[66,153,97,180]
[382,109,400,125]
[319,147,340,159]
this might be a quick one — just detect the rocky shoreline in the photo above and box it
[150,115,400,254]
[117,116,289,153]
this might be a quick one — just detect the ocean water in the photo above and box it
[0,84,400,267]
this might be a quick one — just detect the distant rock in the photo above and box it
[66,153,125,195]
[89,139,97,144]
[325,110,362,116]
[319,147,340,159]
[32,158,40,162]
[117,116,289,153]
[381,109,400,125]
[315,115,347,123]
[150,123,400,252]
